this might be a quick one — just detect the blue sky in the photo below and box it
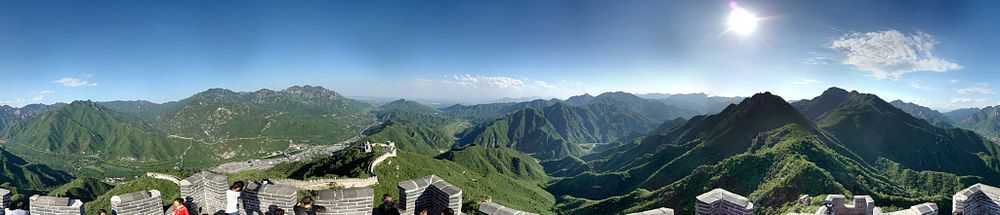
[1,0,999,110]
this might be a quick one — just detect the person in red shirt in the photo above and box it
[171,198,190,215]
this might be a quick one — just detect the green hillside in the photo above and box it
[439,145,548,182]
[374,151,556,214]
[48,177,113,203]
[0,147,74,194]
[948,106,1000,140]
[548,92,814,199]
[7,101,180,161]
[796,88,1000,180]
[889,100,954,128]
[160,86,374,144]
[459,108,582,159]
[368,99,469,155]
[84,177,179,214]
[378,99,441,115]
[562,124,974,214]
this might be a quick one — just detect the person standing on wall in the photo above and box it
[226,181,245,215]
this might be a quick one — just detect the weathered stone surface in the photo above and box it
[695,189,752,215]
[625,207,674,215]
[180,171,228,214]
[476,202,538,215]
[0,188,11,210]
[242,182,298,213]
[29,195,84,215]
[314,187,374,215]
[954,183,1000,215]
[111,190,162,215]
[397,175,462,215]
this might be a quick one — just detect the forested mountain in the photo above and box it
[549,92,814,200]
[5,101,180,161]
[6,85,1000,215]
[889,100,954,128]
[795,88,1000,178]
[441,99,559,123]
[550,88,1000,214]
[639,93,743,115]
[160,86,374,144]
[0,147,74,195]
[946,106,1000,140]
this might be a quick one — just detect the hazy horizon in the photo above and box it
[4,0,1000,111]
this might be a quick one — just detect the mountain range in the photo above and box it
[5,85,1000,214]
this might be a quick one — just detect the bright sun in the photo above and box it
[726,3,759,36]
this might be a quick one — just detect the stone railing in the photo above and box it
[273,176,379,190]
[369,144,397,174]
[275,142,396,190]
[145,172,182,184]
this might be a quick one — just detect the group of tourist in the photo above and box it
[375,194,455,215]
[158,181,327,215]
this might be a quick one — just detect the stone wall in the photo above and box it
[0,188,10,210]
[180,171,228,214]
[625,208,674,215]
[29,195,84,215]
[242,182,298,214]
[273,176,378,191]
[695,189,752,215]
[880,203,938,215]
[314,187,374,215]
[477,202,538,215]
[111,190,162,215]
[819,195,876,215]
[398,175,462,215]
[954,183,1000,215]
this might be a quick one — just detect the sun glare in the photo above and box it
[726,3,759,36]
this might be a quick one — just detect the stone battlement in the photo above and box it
[787,194,937,215]
[696,188,752,215]
[477,202,537,215]
[29,195,84,215]
[111,190,162,215]
[314,187,374,215]
[242,182,298,213]
[398,175,462,215]
[180,171,229,215]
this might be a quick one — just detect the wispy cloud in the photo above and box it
[951,97,989,105]
[829,30,961,80]
[405,74,587,102]
[957,83,994,95]
[791,79,822,86]
[54,77,98,87]
[32,90,54,101]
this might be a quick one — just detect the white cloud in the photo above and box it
[791,79,821,85]
[951,97,988,104]
[957,83,994,95]
[448,74,524,89]
[403,74,587,102]
[54,77,98,87]
[830,30,961,80]
[32,90,54,101]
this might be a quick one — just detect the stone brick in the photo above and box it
[476,202,537,215]
[0,188,11,210]
[29,195,84,215]
[242,182,298,214]
[397,175,461,215]
[111,190,162,215]
[314,187,374,215]
[695,189,752,215]
[179,171,228,215]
